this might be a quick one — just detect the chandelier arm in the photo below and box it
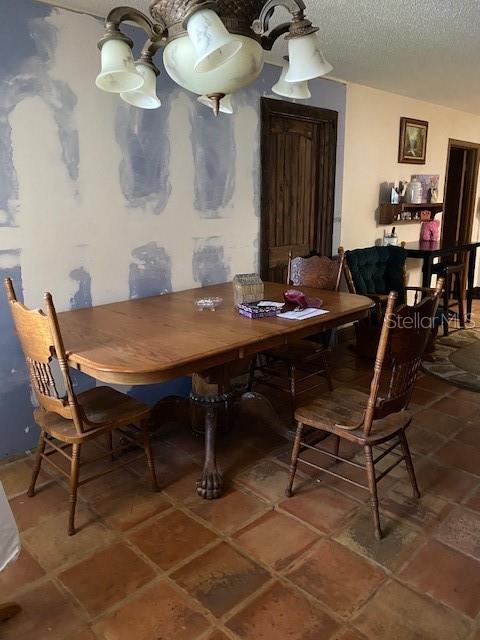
[260,22,291,51]
[252,0,306,36]
[138,38,165,75]
[98,6,167,50]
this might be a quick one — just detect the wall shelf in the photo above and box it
[379,202,444,225]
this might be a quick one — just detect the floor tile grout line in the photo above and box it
[429,511,480,563]
[52,498,237,634]
[460,481,480,506]
[222,541,386,631]
[33,461,322,630]
[126,500,381,629]
[157,463,480,630]
[395,537,480,622]
[3,366,479,639]
[376,574,480,629]
[196,624,238,640]
[348,575,473,639]
[13,442,447,601]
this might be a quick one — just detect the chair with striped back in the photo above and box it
[4,278,159,536]
[286,279,444,539]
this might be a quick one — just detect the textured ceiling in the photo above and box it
[36,0,480,115]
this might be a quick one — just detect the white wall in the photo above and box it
[341,82,480,285]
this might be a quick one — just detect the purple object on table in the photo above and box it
[283,289,323,310]
[237,303,279,319]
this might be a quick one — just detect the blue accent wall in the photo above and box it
[0,0,346,459]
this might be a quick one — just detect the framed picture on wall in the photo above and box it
[398,117,429,164]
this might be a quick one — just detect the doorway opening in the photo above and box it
[260,98,338,283]
[443,139,480,249]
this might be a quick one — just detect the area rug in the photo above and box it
[422,328,480,392]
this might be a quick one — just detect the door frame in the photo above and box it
[260,97,338,280]
[443,138,480,244]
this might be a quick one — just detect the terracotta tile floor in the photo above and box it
[1,328,480,639]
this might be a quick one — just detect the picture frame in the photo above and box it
[398,117,429,164]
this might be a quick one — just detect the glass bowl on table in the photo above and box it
[195,297,223,311]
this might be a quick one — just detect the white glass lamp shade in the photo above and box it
[198,94,234,114]
[120,64,161,109]
[285,33,332,83]
[272,65,311,100]
[164,35,264,96]
[96,39,144,93]
[187,9,242,73]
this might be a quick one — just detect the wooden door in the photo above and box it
[260,98,337,283]
[443,140,480,247]
[442,139,480,293]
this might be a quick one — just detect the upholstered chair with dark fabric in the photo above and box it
[345,245,408,306]
[343,245,441,357]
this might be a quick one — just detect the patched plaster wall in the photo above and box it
[0,0,346,458]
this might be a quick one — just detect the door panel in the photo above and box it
[260,98,337,283]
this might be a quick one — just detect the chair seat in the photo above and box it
[295,387,412,444]
[431,261,465,275]
[34,386,150,443]
[263,339,328,363]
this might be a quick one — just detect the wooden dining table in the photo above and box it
[58,282,373,499]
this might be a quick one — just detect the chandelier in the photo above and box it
[95,0,332,116]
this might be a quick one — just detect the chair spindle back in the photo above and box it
[363,279,443,436]
[4,278,85,433]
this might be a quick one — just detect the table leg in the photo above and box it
[467,247,477,320]
[422,255,434,290]
[191,369,232,500]
[196,401,223,499]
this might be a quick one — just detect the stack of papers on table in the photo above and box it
[257,301,285,309]
[279,308,330,321]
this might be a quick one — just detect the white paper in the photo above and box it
[257,301,285,308]
[279,308,330,320]
[0,481,20,573]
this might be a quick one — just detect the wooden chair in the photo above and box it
[288,252,345,291]
[286,279,444,539]
[4,279,159,536]
[248,250,345,417]
[431,261,466,335]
